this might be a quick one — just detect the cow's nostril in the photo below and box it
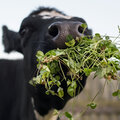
[78,25,84,34]
[48,25,59,37]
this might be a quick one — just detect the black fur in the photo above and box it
[0,60,36,120]
[2,26,22,53]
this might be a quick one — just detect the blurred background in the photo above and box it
[0,0,120,119]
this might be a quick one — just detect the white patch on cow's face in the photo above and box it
[38,11,72,19]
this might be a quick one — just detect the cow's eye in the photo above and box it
[20,27,29,37]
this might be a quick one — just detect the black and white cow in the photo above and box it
[0,7,92,120]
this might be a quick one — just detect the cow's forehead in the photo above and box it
[38,10,72,19]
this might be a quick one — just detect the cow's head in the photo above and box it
[2,7,92,115]
[3,7,92,78]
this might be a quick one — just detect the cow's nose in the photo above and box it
[48,21,84,48]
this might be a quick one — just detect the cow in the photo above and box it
[0,7,92,120]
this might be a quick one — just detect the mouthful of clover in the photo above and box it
[30,26,120,99]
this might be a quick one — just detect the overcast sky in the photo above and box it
[0,0,120,59]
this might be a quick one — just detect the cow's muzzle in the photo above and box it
[48,21,84,48]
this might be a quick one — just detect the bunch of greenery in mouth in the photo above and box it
[30,25,120,100]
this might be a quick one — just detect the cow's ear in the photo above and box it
[2,25,23,53]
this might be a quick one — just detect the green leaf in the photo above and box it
[105,36,110,40]
[71,81,77,89]
[36,51,44,61]
[67,81,77,97]
[42,65,50,72]
[64,112,73,120]
[69,58,76,69]
[40,67,50,79]
[56,81,61,87]
[55,49,65,56]
[36,51,44,57]
[95,33,101,38]
[67,80,71,86]
[66,35,73,42]
[95,67,109,79]
[81,23,87,29]
[112,89,120,99]
[57,87,64,98]
[87,102,97,109]
[45,90,50,95]
[53,109,59,116]
[48,61,60,74]
[50,90,56,95]
[83,68,92,76]
[45,50,56,56]
[93,33,101,41]
[65,39,76,47]
[67,86,74,97]
[32,76,41,84]
[112,91,118,96]
[48,81,53,86]
[55,75,60,81]
[114,51,120,60]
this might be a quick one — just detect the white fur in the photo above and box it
[38,11,72,19]
[0,51,23,60]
